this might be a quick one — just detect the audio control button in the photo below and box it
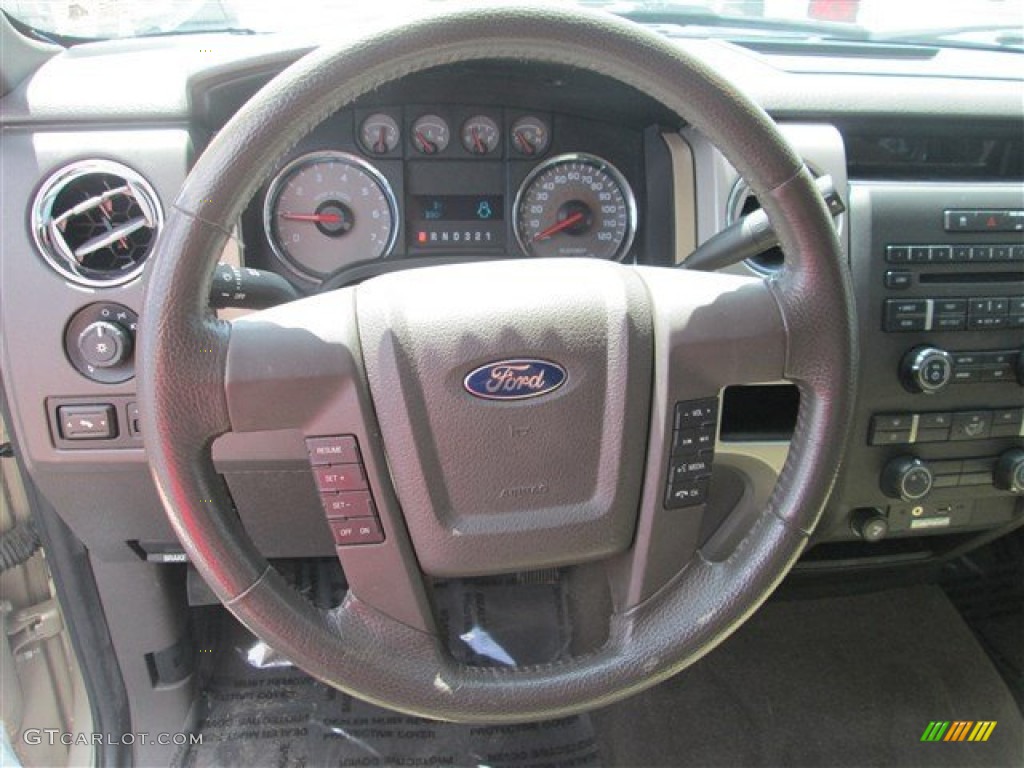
[884,270,912,289]
[902,347,954,394]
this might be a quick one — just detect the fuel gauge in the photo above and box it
[510,116,549,156]
[360,113,400,155]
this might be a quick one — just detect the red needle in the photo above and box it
[533,212,585,241]
[415,130,437,154]
[279,212,342,224]
[514,131,535,155]
[472,126,486,154]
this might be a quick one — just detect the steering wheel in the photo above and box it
[138,6,855,721]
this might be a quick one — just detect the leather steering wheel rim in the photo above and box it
[138,5,856,721]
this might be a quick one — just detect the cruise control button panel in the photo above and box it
[665,398,717,509]
[305,435,384,547]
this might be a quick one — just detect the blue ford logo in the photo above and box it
[463,359,567,401]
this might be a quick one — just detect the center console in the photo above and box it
[827,182,1023,543]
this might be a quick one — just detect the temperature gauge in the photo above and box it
[510,116,549,156]
[360,113,400,155]
[461,115,501,155]
[411,115,450,155]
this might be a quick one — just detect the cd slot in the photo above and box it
[919,271,1023,285]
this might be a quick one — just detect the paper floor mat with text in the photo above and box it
[176,572,601,768]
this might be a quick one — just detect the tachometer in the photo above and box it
[263,152,398,279]
[513,153,636,260]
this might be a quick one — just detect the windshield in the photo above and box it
[2,0,1022,49]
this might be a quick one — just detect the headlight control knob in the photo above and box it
[64,303,138,384]
[77,320,131,369]
[900,346,953,394]
[881,455,934,501]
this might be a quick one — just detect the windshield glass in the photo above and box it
[2,0,1022,48]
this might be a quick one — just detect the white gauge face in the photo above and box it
[461,115,501,155]
[263,152,397,280]
[510,116,549,156]
[360,113,401,155]
[514,153,636,260]
[411,115,450,155]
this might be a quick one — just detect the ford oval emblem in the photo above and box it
[463,359,567,401]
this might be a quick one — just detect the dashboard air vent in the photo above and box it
[31,160,163,287]
[726,179,785,276]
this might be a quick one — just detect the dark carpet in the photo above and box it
[590,585,1023,767]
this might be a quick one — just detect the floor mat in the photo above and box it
[590,585,1023,768]
[175,570,601,768]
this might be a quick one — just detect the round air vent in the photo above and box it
[726,178,785,276]
[726,169,842,276]
[31,160,163,287]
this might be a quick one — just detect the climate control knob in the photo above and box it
[994,448,1024,494]
[900,346,953,394]
[881,456,934,501]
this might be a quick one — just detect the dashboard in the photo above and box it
[1,28,1022,567]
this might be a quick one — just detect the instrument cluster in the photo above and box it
[257,107,641,285]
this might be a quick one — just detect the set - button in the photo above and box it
[665,398,718,509]
[305,435,384,547]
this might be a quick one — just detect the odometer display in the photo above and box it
[514,153,636,260]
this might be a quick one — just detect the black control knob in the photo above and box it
[901,346,954,394]
[881,456,934,501]
[76,320,131,369]
[851,508,890,542]
[994,448,1024,494]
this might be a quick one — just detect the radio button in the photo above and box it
[931,245,953,263]
[968,246,993,262]
[969,298,1008,316]
[886,245,910,263]
[887,317,927,332]
[933,299,967,315]
[952,246,971,262]
[910,246,932,263]
[968,316,1006,330]
[934,316,967,331]
[888,299,929,316]
[993,246,1011,261]
[884,270,913,289]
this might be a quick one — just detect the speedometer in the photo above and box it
[513,153,636,260]
[263,151,397,280]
